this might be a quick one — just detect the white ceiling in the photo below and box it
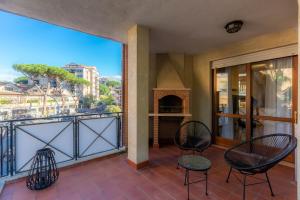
[0,0,297,54]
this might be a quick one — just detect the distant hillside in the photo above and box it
[102,75,121,81]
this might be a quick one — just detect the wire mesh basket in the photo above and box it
[26,148,59,190]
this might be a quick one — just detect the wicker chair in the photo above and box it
[224,133,297,200]
[174,121,212,153]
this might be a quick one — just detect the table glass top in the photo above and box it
[178,155,211,171]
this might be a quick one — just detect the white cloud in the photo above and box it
[0,68,21,82]
[102,75,122,81]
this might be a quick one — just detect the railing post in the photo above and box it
[120,113,123,147]
[74,116,78,160]
[6,126,9,177]
[77,117,80,160]
[117,113,121,149]
[9,122,14,176]
[0,127,3,177]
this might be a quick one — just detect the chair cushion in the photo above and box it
[181,138,209,151]
[195,140,210,151]
[226,150,268,169]
[181,142,195,150]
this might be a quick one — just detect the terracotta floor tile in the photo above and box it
[0,146,296,200]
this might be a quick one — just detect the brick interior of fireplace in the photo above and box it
[158,116,183,146]
[159,95,183,113]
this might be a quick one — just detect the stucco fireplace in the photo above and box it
[149,53,193,148]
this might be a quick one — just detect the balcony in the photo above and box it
[0,1,299,199]
[0,146,296,200]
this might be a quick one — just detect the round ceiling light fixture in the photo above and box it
[224,20,243,33]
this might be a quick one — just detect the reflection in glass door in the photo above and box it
[215,65,247,144]
[251,57,294,137]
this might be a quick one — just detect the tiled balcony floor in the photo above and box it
[0,146,296,200]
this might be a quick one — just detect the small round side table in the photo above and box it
[178,155,211,200]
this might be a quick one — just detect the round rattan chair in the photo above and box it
[224,133,297,200]
[174,121,212,153]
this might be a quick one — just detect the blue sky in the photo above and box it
[0,11,122,82]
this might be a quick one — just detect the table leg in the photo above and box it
[187,169,189,200]
[205,171,208,195]
[184,169,187,185]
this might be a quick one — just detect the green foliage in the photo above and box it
[67,75,90,86]
[47,99,56,103]
[13,64,91,116]
[80,95,96,109]
[105,105,121,113]
[0,99,12,105]
[13,64,49,77]
[275,70,291,83]
[13,64,90,86]
[27,99,39,104]
[99,84,110,95]
[98,80,121,111]
[14,76,28,84]
[106,80,121,88]
[99,94,115,105]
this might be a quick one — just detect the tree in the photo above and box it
[47,66,89,112]
[106,80,121,88]
[13,64,89,116]
[99,94,115,105]
[105,105,121,113]
[80,95,96,109]
[66,74,90,110]
[99,83,110,95]
[14,76,28,84]
[0,99,12,105]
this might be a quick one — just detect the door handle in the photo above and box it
[294,111,298,124]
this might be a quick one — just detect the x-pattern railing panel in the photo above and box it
[15,121,74,173]
[78,117,118,158]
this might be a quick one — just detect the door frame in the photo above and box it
[212,55,298,161]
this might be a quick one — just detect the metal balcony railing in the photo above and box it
[0,112,123,178]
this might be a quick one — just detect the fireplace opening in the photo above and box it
[159,95,183,113]
[158,116,183,146]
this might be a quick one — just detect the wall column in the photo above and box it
[297,1,300,199]
[127,25,150,169]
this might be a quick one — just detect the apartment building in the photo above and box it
[63,63,100,99]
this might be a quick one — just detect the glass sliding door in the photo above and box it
[212,56,297,156]
[214,65,247,146]
[251,57,293,137]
